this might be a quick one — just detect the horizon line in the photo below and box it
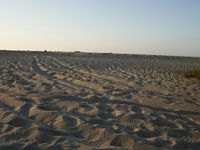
[0,49,199,58]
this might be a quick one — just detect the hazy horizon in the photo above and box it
[0,0,200,57]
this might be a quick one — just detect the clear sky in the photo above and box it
[0,0,199,56]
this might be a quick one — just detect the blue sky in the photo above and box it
[0,0,199,56]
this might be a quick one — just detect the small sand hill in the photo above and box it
[0,51,200,150]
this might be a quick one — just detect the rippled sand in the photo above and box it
[0,51,200,150]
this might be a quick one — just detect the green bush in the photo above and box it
[182,69,200,81]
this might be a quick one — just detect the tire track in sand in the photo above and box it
[31,56,81,91]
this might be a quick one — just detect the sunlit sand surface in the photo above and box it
[0,51,200,150]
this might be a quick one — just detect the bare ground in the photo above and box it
[0,51,200,150]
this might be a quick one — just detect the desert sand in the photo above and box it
[0,50,200,150]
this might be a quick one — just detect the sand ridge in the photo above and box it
[0,51,200,150]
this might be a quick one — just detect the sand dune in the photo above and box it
[0,51,200,150]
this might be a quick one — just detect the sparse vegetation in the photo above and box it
[182,69,200,81]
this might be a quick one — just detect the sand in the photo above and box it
[0,50,200,150]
